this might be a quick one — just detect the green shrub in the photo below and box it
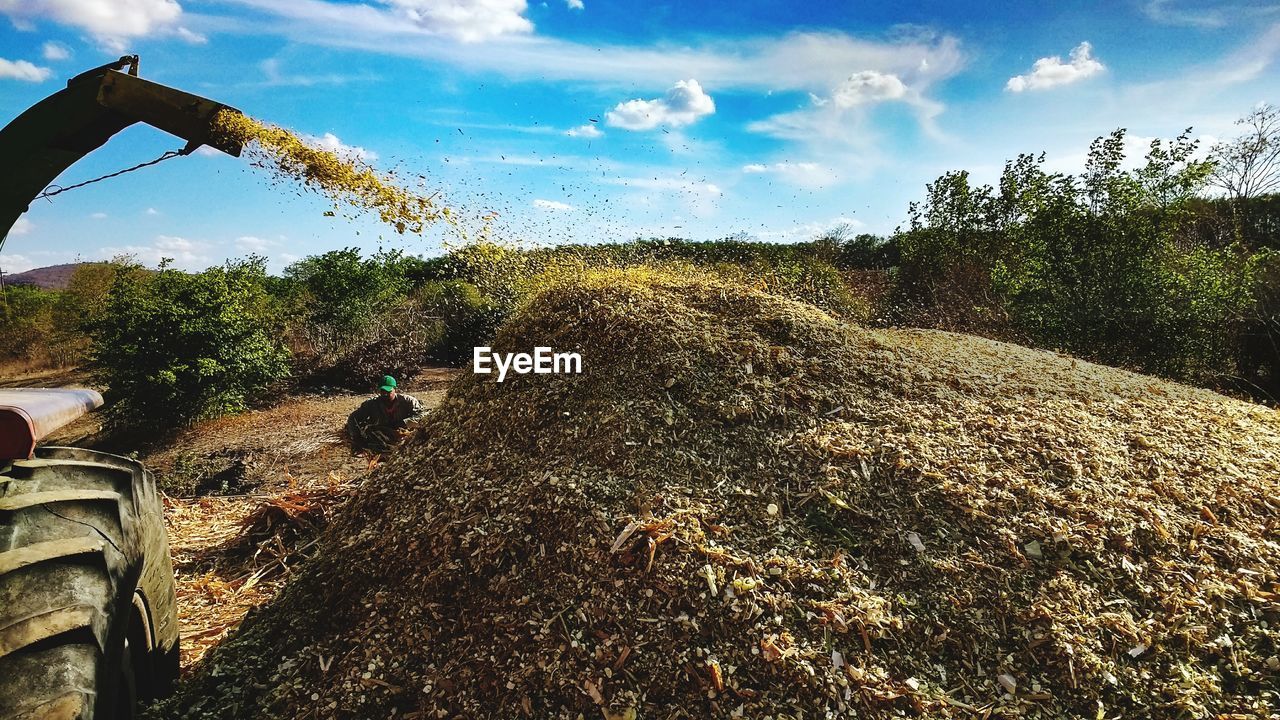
[0,284,58,364]
[93,258,289,430]
[277,247,413,361]
[891,129,1261,386]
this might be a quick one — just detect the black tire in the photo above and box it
[0,448,178,719]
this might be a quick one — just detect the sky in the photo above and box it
[0,0,1278,275]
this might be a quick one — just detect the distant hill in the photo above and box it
[2,263,87,290]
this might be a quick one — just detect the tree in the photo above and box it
[0,284,57,364]
[278,248,415,361]
[895,127,1250,381]
[1210,104,1280,201]
[93,258,289,430]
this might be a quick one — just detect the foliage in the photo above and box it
[1235,249,1280,401]
[1209,103,1280,201]
[0,283,58,364]
[891,128,1256,382]
[278,247,415,361]
[319,280,500,386]
[92,257,289,429]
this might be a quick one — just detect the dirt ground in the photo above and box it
[0,364,93,389]
[11,367,458,670]
[156,370,457,669]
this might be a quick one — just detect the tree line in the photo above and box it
[1,105,1276,429]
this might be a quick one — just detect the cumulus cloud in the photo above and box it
[741,161,838,189]
[565,0,583,9]
[533,199,574,210]
[829,70,907,107]
[0,58,52,82]
[606,79,715,131]
[304,132,379,162]
[748,68,937,151]
[377,0,533,42]
[565,123,602,138]
[0,0,205,51]
[41,41,70,60]
[1006,41,1105,92]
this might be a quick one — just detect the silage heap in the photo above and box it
[170,269,1280,719]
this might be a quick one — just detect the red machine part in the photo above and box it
[0,389,103,461]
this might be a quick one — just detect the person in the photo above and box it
[346,375,425,453]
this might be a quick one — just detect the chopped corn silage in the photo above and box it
[212,111,449,235]
[165,269,1280,719]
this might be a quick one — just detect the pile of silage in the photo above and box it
[166,268,1280,719]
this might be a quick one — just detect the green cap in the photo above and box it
[379,375,397,392]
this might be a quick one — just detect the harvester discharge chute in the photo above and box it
[0,54,243,251]
[0,57,245,719]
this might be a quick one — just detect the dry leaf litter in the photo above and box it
[161,268,1280,719]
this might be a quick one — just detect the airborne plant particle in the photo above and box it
[211,110,450,235]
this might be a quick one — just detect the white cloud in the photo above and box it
[155,235,193,251]
[565,0,583,9]
[830,70,907,107]
[0,254,36,274]
[145,207,160,216]
[748,68,940,153]
[0,0,184,50]
[1142,0,1279,28]
[606,79,715,131]
[175,25,206,44]
[208,2,966,97]
[533,199,574,210]
[253,57,378,88]
[234,235,275,252]
[741,161,839,188]
[565,123,602,138]
[8,216,34,236]
[41,41,70,60]
[90,212,108,219]
[0,57,52,82]
[376,0,533,42]
[305,132,379,162]
[101,234,210,270]
[1006,41,1105,93]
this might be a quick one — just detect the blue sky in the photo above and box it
[1,0,1278,274]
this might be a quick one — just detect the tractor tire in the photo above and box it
[0,447,179,720]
